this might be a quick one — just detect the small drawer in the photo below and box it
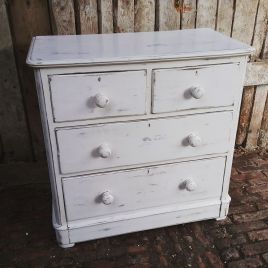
[56,112,232,174]
[49,70,147,122]
[152,63,241,113]
[62,157,225,221]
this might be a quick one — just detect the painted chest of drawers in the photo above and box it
[27,29,252,247]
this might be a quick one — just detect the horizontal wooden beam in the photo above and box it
[245,61,268,86]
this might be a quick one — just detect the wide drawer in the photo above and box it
[62,157,225,221]
[49,70,147,122]
[56,112,232,174]
[152,63,241,113]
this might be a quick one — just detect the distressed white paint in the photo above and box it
[62,157,225,221]
[28,29,252,247]
[56,112,232,174]
[27,28,253,67]
[49,70,147,122]
[68,202,221,242]
[152,63,241,113]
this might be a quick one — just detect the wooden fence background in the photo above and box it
[1,0,268,163]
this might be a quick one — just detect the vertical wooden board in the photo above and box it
[252,0,268,60]
[258,94,268,147]
[244,62,268,86]
[181,0,197,29]
[49,0,76,35]
[196,0,217,29]
[232,0,259,44]
[0,0,32,162]
[76,0,98,34]
[216,0,234,36]
[262,33,268,59]
[114,0,134,32]
[134,0,155,32]
[246,85,268,149]
[98,0,113,33]
[8,0,51,160]
[236,86,255,146]
[156,0,180,31]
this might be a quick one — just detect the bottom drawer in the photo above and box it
[62,157,226,222]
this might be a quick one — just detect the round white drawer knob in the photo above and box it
[101,191,114,205]
[98,143,112,158]
[95,93,109,108]
[190,86,204,99]
[187,133,202,147]
[184,179,197,191]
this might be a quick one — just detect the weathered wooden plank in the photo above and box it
[216,0,234,36]
[97,0,113,33]
[232,0,259,44]
[258,94,268,147]
[246,85,268,149]
[134,0,155,32]
[252,0,268,60]
[8,0,51,160]
[76,0,98,34]
[181,0,197,29]
[262,33,268,59]
[156,0,180,31]
[0,0,32,162]
[0,137,2,160]
[236,86,255,146]
[245,61,268,86]
[196,0,217,29]
[114,0,134,32]
[49,0,76,35]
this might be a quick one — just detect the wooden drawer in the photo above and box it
[56,112,232,174]
[152,63,241,113]
[62,157,225,221]
[49,70,147,122]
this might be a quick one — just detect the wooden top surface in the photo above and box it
[27,28,253,68]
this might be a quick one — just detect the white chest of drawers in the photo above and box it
[27,28,252,248]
